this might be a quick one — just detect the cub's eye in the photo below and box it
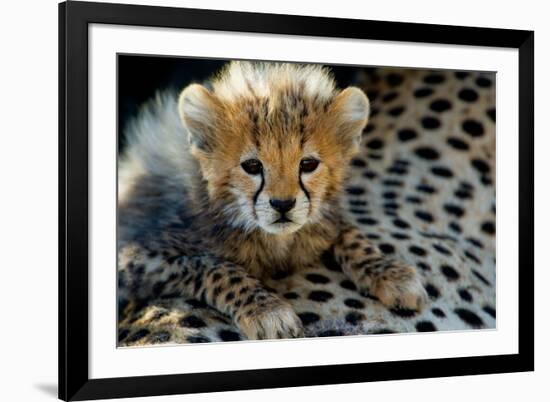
[300,158,320,173]
[241,159,263,175]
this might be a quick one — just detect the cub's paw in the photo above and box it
[361,262,428,312]
[236,295,304,340]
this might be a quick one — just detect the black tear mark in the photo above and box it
[253,171,265,205]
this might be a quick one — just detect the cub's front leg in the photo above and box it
[333,223,428,311]
[119,245,303,340]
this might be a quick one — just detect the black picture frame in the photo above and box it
[59,1,534,400]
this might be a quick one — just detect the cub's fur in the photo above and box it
[118,61,427,340]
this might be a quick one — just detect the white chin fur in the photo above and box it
[259,221,304,235]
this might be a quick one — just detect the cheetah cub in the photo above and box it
[118,61,427,340]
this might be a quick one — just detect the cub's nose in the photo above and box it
[269,198,296,213]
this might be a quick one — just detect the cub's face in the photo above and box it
[179,65,369,236]
[234,138,331,235]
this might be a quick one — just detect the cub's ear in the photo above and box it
[178,84,220,151]
[330,87,370,151]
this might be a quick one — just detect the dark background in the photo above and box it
[118,55,370,151]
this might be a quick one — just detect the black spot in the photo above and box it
[424,73,445,84]
[187,336,211,343]
[364,123,376,134]
[383,179,404,187]
[346,186,365,195]
[229,276,243,285]
[383,202,399,210]
[349,200,367,207]
[219,330,241,342]
[308,290,334,302]
[388,106,405,117]
[391,232,410,240]
[321,250,342,272]
[393,218,410,229]
[409,245,428,256]
[149,331,171,344]
[406,196,423,204]
[432,307,446,318]
[382,91,398,103]
[397,128,417,142]
[298,312,320,325]
[421,116,441,129]
[462,119,484,137]
[433,244,452,255]
[416,184,436,194]
[414,146,440,160]
[284,292,299,300]
[454,189,472,199]
[444,204,464,218]
[340,279,357,291]
[458,88,479,102]
[465,250,481,264]
[417,262,431,271]
[458,288,473,302]
[455,71,469,79]
[379,243,395,254]
[425,283,440,299]
[480,175,492,186]
[473,270,491,286]
[441,265,460,281]
[429,99,452,112]
[391,308,418,318]
[454,308,484,328]
[431,166,454,178]
[487,108,496,122]
[414,210,434,223]
[475,76,492,88]
[345,311,365,325]
[305,273,330,284]
[471,158,490,174]
[414,87,434,98]
[118,329,129,342]
[180,315,207,328]
[370,328,395,334]
[416,321,437,332]
[446,137,470,150]
[126,329,150,343]
[344,298,365,309]
[467,238,484,249]
[449,221,462,234]
[318,330,344,337]
[386,73,404,87]
[382,191,398,200]
[349,208,368,215]
[363,170,378,179]
[483,306,496,318]
[357,217,378,225]
[351,158,367,167]
[366,138,384,150]
[387,166,408,175]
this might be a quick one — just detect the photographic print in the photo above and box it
[116,56,496,346]
[60,2,533,399]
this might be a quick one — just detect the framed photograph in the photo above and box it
[59,1,534,400]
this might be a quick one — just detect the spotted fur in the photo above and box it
[118,64,495,345]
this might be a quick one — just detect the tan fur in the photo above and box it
[118,61,427,340]
[178,62,368,278]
